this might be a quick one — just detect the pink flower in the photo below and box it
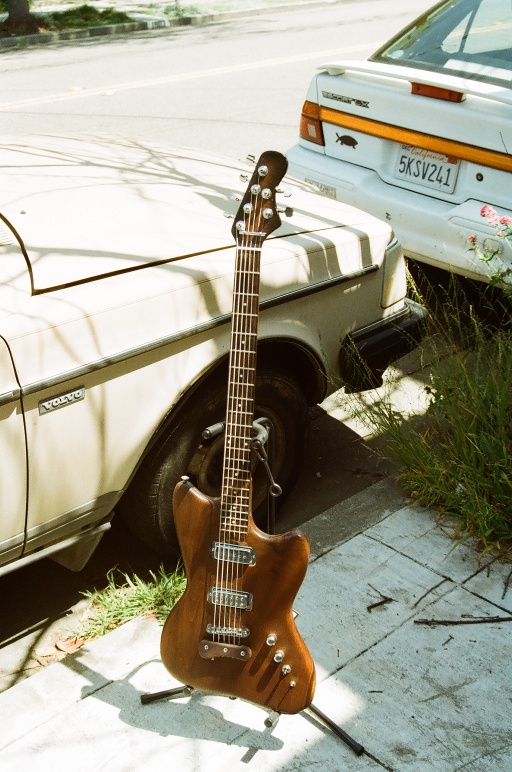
[481,205,497,218]
[468,234,477,244]
[499,215,512,225]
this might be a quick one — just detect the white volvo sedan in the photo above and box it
[287,0,512,283]
[0,135,426,576]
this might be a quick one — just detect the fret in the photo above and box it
[219,161,283,538]
[223,454,251,463]
[221,499,250,508]
[220,511,250,521]
[222,484,251,494]
[222,478,251,487]
[222,488,250,498]
[221,502,250,512]
[221,505,250,514]
[220,505,250,516]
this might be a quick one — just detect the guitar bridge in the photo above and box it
[206,624,250,638]
[208,587,253,610]
[198,640,252,661]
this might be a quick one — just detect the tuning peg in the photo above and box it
[246,154,256,164]
[230,193,242,202]
[240,173,249,182]
[277,206,294,217]
[276,187,293,197]
[223,212,234,219]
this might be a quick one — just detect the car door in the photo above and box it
[0,336,27,570]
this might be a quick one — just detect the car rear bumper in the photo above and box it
[287,143,512,282]
[339,299,428,392]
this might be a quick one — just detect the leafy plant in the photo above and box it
[468,205,512,298]
[344,270,512,558]
[48,5,132,30]
[76,564,186,641]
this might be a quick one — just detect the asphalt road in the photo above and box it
[0,0,434,693]
[0,0,432,156]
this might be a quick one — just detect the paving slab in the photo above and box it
[1,502,511,771]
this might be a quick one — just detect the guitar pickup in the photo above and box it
[208,587,253,610]
[211,542,256,565]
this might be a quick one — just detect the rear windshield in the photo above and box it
[371,0,512,88]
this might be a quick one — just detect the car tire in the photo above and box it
[119,369,309,559]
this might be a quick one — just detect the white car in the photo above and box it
[287,0,512,283]
[0,135,426,576]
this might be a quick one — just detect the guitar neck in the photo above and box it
[220,240,263,536]
[219,150,288,539]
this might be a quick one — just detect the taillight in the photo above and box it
[299,101,325,146]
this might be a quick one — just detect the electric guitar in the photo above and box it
[160,151,316,715]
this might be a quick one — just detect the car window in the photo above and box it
[371,0,512,87]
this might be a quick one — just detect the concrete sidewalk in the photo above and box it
[0,0,342,49]
[1,491,511,770]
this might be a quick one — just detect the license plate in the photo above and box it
[394,144,459,193]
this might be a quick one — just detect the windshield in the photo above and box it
[370,0,512,88]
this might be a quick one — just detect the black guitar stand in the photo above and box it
[140,418,365,757]
[140,684,364,756]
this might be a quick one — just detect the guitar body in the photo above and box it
[160,478,316,714]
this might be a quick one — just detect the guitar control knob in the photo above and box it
[266,634,277,647]
[273,650,285,663]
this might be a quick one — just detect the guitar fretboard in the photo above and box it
[219,240,263,537]
[218,152,287,541]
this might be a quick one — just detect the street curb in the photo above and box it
[0,0,345,50]
[302,476,409,560]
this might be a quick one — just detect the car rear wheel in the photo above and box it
[119,369,309,559]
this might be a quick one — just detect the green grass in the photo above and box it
[76,564,186,642]
[345,268,512,559]
[48,5,133,30]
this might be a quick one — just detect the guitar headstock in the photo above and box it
[232,151,289,244]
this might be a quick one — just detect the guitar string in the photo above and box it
[214,175,267,646]
[214,188,252,642]
[228,192,252,643]
[233,184,263,643]
[233,193,257,642]
[227,183,259,643]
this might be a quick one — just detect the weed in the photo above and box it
[76,564,186,641]
[48,5,133,30]
[344,268,512,558]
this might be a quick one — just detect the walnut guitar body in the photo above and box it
[160,479,316,714]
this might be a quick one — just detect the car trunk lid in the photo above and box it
[307,61,512,207]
